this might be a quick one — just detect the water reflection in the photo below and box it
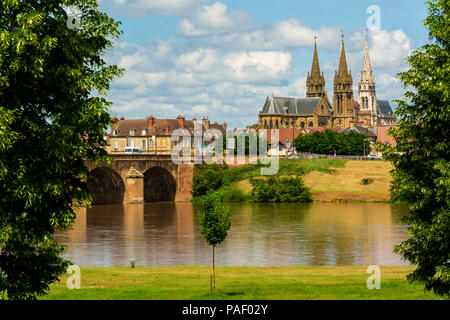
[56,202,410,267]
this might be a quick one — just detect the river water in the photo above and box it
[55,202,411,267]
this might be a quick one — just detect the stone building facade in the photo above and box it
[106,115,226,154]
[258,35,396,130]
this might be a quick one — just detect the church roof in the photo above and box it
[376,100,394,116]
[260,97,325,115]
[339,126,377,137]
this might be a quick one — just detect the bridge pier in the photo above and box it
[175,164,194,201]
[126,167,144,203]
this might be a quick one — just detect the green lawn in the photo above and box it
[40,266,443,300]
[277,158,348,175]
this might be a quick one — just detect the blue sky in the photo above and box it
[98,0,429,129]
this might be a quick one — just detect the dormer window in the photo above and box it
[130,130,135,136]
[113,130,118,136]
[142,130,146,136]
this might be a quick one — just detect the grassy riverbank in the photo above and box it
[200,159,393,203]
[41,266,442,300]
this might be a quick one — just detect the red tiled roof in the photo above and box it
[265,129,301,145]
[376,126,397,146]
[110,117,226,137]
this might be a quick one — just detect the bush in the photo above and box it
[193,163,227,197]
[222,185,247,202]
[249,177,312,203]
[193,162,264,198]
[361,178,374,185]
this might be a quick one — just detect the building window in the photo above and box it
[142,130,146,136]
[321,106,324,112]
[275,119,279,128]
[113,130,118,136]
[142,140,147,149]
[130,130,135,136]
[264,119,267,128]
[114,140,118,150]
[308,121,313,127]
[319,122,326,127]
[127,136,131,147]
[269,119,273,129]
[300,122,305,128]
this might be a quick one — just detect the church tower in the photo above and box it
[333,33,355,127]
[306,39,326,98]
[358,33,377,125]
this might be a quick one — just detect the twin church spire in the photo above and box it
[306,32,354,99]
[306,31,375,119]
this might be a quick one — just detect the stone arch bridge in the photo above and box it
[86,154,193,205]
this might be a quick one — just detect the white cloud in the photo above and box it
[222,51,292,84]
[178,2,256,36]
[175,48,220,72]
[208,19,341,51]
[369,28,411,71]
[106,41,298,128]
[375,73,403,102]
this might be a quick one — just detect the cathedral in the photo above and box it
[258,34,397,130]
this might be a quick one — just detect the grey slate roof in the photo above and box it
[339,126,377,137]
[261,97,324,115]
[376,100,394,116]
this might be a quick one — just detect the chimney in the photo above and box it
[202,116,210,129]
[177,115,185,128]
[223,122,227,130]
[120,116,125,120]
[193,116,197,121]
[112,115,119,128]
[148,115,155,128]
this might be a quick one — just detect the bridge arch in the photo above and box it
[87,166,125,205]
[144,166,177,202]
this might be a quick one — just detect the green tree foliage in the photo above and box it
[380,0,449,296]
[193,163,226,197]
[193,162,264,197]
[197,193,232,293]
[249,177,312,203]
[293,130,371,156]
[0,0,122,299]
